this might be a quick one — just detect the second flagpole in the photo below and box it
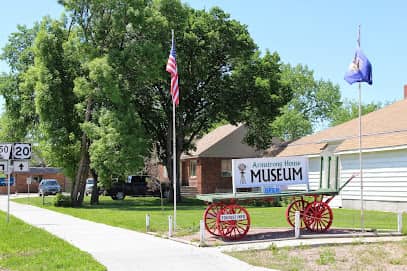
[357,25,364,232]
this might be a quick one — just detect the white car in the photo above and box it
[85,178,94,196]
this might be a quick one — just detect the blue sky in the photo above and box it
[1,1,406,111]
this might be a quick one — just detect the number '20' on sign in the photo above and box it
[13,143,32,159]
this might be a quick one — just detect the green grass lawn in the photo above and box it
[13,195,407,235]
[0,211,106,271]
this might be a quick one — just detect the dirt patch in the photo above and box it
[174,228,407,270]
[228,240,407,271]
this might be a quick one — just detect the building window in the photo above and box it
[189,160,197,177]
[221,159,232,177]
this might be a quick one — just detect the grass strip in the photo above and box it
[0,211,106,271]
[13,196,407,235]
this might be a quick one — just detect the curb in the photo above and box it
[147,229,405,250]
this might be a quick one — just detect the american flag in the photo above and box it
[166,34,179,105]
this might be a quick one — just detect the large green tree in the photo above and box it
[227,51,291,150]
[62,0,291,201]
[0,24,40,142]
[0,9,150,206]
[272,64,342,141]
[119,2,291,200]
[29,14,150,205]
[2,0,292,205]
[330,99,383,126]
[30,19,82,183]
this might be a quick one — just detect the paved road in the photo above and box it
[0,195,273,271]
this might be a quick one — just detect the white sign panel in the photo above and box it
[220,213,247,221]
[232,156,309,190]
[0,144,12,160]
[0,160,8,173]
[13,143,32,160]
[13,160,29,172]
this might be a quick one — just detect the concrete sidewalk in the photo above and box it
[0,195,273,271]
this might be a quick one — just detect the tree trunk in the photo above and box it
[71,97,93,207]
[90,168,99,205]
[71,137,90,207]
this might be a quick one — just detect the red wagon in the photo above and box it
[196,175,355,241]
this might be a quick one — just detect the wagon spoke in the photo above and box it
[304,201,333,232]
[204,203,225,236]
[286,199,308,229]
[216,204,250,240]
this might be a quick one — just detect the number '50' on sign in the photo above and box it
[13,143,32,159]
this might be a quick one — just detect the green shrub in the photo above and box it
[270,197,282,207]
[54,193,72,207]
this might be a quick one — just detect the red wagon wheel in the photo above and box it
[216,204,250,240]
[303,201,333,232]
[203,203,225,236]
[285,199,308,229]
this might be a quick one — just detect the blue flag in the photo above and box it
[344,48,372,85]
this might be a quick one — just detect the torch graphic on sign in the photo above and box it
[238,163,247,184]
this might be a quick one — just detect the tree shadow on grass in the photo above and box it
[79,196,206,212]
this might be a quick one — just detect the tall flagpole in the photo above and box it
[357,25,364,231]
[173,92,177,230]
[359,82,364,231]
[171,29,177,231]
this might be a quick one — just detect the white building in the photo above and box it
[272,92,407,212]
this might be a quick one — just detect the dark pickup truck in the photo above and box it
[106,175,168,200]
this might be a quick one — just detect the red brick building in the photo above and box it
[0,167,70,194]
[180,124,260,195]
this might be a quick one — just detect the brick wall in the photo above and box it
[198,158,232,194]
[0,171,69,194]
[180,157,234,194]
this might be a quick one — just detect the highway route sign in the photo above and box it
[13,143,32,160]
[0,144,12,160]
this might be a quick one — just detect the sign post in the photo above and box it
[1,143,32,223]
[7,171,11,223]
[0,143,12,224]
[0,160,9,220]
[27,177,32,199]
